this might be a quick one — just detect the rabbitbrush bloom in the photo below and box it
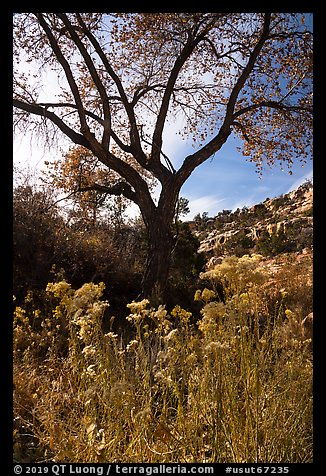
[126,339,139,352]
[201,301,226,321]
[285,309,295,319]
[46,280,72,299]
[201,288,217,303]
[82,345,97,357]
[85,364,96,377]
[126,299,150,323]
[164,328,179,343]
[204,341,230,355]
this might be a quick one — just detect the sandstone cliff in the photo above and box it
[189,180,313,259]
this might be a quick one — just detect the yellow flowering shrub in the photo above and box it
[200,254,267,297]
[13,268,312,464]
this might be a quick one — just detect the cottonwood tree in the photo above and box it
[13,13,312,300]
[42,145,133,231]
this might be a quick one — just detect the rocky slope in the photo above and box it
[188,180,313,261]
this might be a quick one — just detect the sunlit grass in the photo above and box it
[13,253,313,463]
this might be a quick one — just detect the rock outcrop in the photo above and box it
[189,180,313,257]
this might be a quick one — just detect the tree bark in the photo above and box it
[141,213,175,303]
[139,176,181,304]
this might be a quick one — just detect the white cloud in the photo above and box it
[187,195,226,219]
[162,113,189,170]
[286,169,313,193]
[231,196,256,212]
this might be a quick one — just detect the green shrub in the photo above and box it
[302,207,313,217]
[255,230,296,256]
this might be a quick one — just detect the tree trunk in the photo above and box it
[141,213,175,303]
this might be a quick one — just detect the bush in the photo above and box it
[13,181,145,314]
[13,255,312,463]
[255,230,296,256]
[222,230,255,257]
[13,184,65,301]
[302,207,313,217]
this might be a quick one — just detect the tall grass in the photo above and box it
[13,254,313,463]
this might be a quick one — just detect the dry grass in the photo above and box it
[13,253,313,463]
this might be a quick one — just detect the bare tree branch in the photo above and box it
[36,13,90,136]
[233,100,312,120]
[176,13,272,187]
[151,32,200,163]
[78,181,138,203]
[76,17,146,162]
[36,103,132,153]
[13,99,91,148]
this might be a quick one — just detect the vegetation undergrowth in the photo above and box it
[13,254,313,463]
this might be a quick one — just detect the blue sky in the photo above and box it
[13,13,313,221]
[161,119,313,220]
[13,123,313,221]
[180,139,312,219]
